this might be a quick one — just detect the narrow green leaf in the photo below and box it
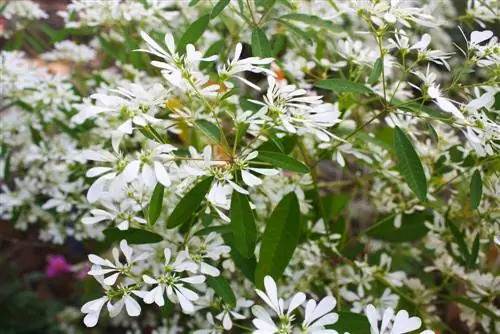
[103,228,163,244]
[211,0,230,18]
[189,0,201,6]
[280,13,341,33]
[3,152,11,180]
[200,40,225,70]
[272,33,287,55]
[148,183,164,225]
[392,99,442,118]
[195,225,232,236]
[276,19,313,44]
[368,57,383,84]
[206,276,236,307]
[427,122,439,143]
[195,119,221,143]
[366,212,431,242]
[257,151,309,173]
[446,218,470,263]
[255,192,301,285]
[468,233,480,268]
[230,192,257,258]
[450,296,500,321]
[251,28,272,58]
[30,126,44,146]
[177,15,210,53]
[470,170,482,209]
[316,79,374,95]
[166,177,213,228]
[223,234,257,282]
[393,126,427,201]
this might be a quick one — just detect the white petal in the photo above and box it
[241,170,262,187]
[154,161,171,186]
[103,272,120,286]
[124,295,141,317]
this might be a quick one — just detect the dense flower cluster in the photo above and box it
[1,0,499,333]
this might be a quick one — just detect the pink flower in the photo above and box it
[46,255,72,278]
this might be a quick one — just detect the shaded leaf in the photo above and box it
[257,151,308,173]
[368,57,383,84]
[316,79,374,95]
[393,126,427,201]
[251,28,272,57]
[470,170,482,209]
[206,276,236,307]
[230,192,257,258]
[148,183,164,225]
[195,119,221,143]
[366,212,431,242]
[211,0,230,18]
[255,192,301,285]
[166,177,214,228]
[104,228,163,244]
[177,15,210,53]
[280,13,341,33]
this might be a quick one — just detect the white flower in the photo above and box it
[235,151,279,191]
[138,31,217,95]
[218,42,274,91]
[252,275,306,333]
[365,304,434,334]
[301,296,339,333]
[215,297,253,330]
[81,280,144,327]
[82,200,146,230]
[127,143,177,187]
[81,149,136,202]
[142,248,205,313]
[87,240,150,285]
[185,232,230,276]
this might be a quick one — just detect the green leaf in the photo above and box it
[195,225,232,236]
[392,99,442,118]
[277,19,313,44]
[329,311,370,334]
[316,79,374,95]
[148,183,164,225]
[427,122,439,143]
[368,57,383,84]
[366,212,431,242]
[255,192,301,285]
[223,234,257,282]
[30,126,44,146]
[230,192,257,258]
[257,151,309,173]
[468,233,480,269]
[206,276,236,307]
[470,170,482,209]
[450,296,500,322]
[211,0,230,18]
[446,218,470,263]
[200,40,225,70]
[166,177,213,228]
[195,119,221,143]
[103,228,163,244]
[393,126,428,201]
[177,15,210,53]
[189,0,201,6]
[280,13,341,33]
[251,28,272,58]
[272,33,287,55]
